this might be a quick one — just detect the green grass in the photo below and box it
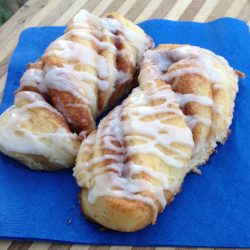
[0,0,13,25]
[0,0,28,25]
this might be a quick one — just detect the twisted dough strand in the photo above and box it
[140,44,239,171]
[74,79,194,231]
[19,10,153,135]
[74,44,239,231]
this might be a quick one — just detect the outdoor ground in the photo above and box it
[0,0,27,25]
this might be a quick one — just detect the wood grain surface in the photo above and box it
[0,0,249,249]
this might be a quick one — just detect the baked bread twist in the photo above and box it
[140,44,239,171]
[0,91,80,171]
[74,79,194,231]
[0,10,152,171]
[74,44,240,231]
[19,10,153,135]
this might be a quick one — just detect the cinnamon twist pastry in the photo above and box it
[0,10,152,171]
[140,44,239,171]
[19,10,153,135]
[0,91,80,171]
[74,80,194,232]
[74,44,240,231]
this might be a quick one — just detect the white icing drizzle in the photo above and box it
[102,17,152,63]
[74,44,238,224]
[74,81,194,218]
[66,30,117,53]
[185,115,212,130]
[141,45,237,89]
[176,93,213,107]
[45,39,108,74]
[0,91,78,168]
[43,65,90,106]
[213,104,223,114]
[19,9,152,125]
[139,46,239,131]
[20,62,45,93]
[117,70,131,84]
[139,45,238,172]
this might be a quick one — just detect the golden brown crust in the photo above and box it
[17,62,43,95]
[168,62,213,148]
[1,151,70,171]
[74,79,193,232]
[74,44,238,232]
[27,62,42,70]
[16,85,40,94]
[0,92,80,171]
[104,13,139,109]
[79,190,154,232]
[144,44,239,170]
[17,11,152,136]
[234,70,245,78]
[49,89,95,134]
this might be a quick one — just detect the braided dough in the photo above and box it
[74,44,239,231]
[140,44,239,170]
[0,91,80,171]
[19,10,153,135]
[0,10,152,171]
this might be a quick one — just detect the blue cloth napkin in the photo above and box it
[0,18,250,247]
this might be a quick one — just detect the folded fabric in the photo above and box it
[0,17,249,247]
